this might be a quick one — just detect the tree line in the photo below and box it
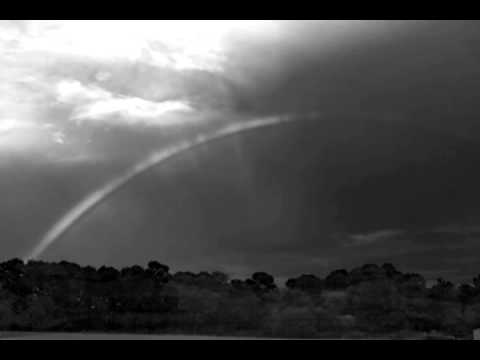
[1,258,480,338]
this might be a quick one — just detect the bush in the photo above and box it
[282,289,316,308]
[265,306,318,338]
[346,279,407,331]
[0,298,14,329]
[314,306,342,333]
[215,294,267,331]
[320,290,348,313]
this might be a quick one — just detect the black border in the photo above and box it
[3,2,479,20]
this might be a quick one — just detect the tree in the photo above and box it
[396,273,426,297]
[211,271,229,285]
[349,264,384,285]
[382,263,402,279]
[0,285,15,329]
[429,278,456,301]
[250,272,277,292]
[347,279,407,331]
[120,265,145,279]
[252,272,275,287]
[97,266,119,282]
[473,274,480,289]
[286,274,323,294]
[458,283,476,316]
[265,306,318,338]
[147,261,169,273]
[325,269,349,290]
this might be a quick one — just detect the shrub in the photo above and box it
[215,294,267,331]
[0,298,14,329]
[314,306,342,333]
[346,279,407,331]
[265,306,318,338]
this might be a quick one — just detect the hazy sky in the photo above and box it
[2,20,480,282]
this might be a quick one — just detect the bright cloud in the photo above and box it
[0,20,277,161]
[0,119,53,154]
[55,80,193,125]
[52,130,65,144]
[72,98,192,124]
[55,80,111,103]
[9,20,276,72]
[347,229,405,246]
[0,119,35,135]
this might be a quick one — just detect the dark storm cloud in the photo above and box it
[44,115,480,281]
[4,21,480,282]
[0,158,130,258]
[226,21,480,129]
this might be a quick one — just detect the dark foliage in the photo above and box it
[1,258,480,338]
[286,274,324,294]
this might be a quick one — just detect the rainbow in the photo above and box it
[25,116,298,260]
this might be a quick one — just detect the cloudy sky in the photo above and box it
[2,20,480,282]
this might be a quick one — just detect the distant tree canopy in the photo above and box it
[286,274,324,293]
[1,258,480,338]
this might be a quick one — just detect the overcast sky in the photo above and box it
[2,20,480,282]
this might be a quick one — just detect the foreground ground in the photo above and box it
[0,331,269,340]
[0,331,465,340]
